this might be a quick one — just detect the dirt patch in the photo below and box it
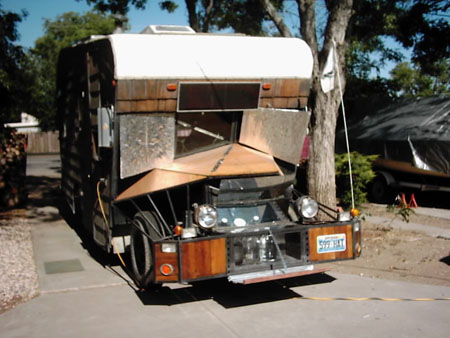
[329,204,450,286]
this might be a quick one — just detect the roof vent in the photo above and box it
[140,25,196,35]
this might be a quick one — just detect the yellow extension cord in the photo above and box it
[96,180,127,268]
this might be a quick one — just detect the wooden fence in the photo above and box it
[25,131,60,154]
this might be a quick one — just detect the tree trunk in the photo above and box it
[185,0,200,32]
[259,0,292,37]
[298,0,353,216]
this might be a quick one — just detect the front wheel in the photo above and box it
[130,211,162,290]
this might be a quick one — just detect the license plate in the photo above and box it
[317,234,346,254]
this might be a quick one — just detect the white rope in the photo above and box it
[332,40,355,209]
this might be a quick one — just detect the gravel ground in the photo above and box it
[0,213,39,314]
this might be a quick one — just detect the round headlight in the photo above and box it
[295,196,319,219]
[195,204,218,230]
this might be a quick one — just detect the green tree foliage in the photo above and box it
[390,61,450,97]
[341,1,449,124]
[159,1,179,13]
[348,0,449,79]
[0,4,32,129]
[394,0,449,76]
[29,11,115,130]
[335,152,378,208]
[159,0,284,35]
[78,0,147,15]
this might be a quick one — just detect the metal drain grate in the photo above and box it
[44,259,84,274]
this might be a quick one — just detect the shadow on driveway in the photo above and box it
[136,273,336,308]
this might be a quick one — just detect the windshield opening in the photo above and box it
[176,112,239,156]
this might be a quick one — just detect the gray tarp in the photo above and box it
[337,97,450,175]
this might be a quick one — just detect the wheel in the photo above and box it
[370,175,393,204]
[130,211,162,290]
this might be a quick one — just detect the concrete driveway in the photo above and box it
[0,154,449,337]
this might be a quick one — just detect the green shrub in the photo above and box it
[335,152,378,208]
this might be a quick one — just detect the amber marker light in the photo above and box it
[160,263,174,276]
[174,225,183,236]
[262,83,272,90]
[167,83,177,91]
[350,208,360,217]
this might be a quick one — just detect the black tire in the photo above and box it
[130,211,162,290]
[370,175,393,204]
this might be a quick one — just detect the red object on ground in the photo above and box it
[409,193,418,208]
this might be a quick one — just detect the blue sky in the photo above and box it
[3,0,407,78]
[3,0,189,48]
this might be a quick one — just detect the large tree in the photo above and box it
[251,0,450,211]
[80,0,450,211]
[296,0,353,212]
[0,4,32,129]
[29,11,116,129]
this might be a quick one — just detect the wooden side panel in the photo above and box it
[154,244,179,282]
[87,52,101,109]
[115,78,311,112]
[308,225,354,262]
[181,238,227,281]
[259,78,310,109]
[116,79,178,113]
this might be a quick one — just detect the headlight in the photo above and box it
[194,204,218,230]
[295,196,318,219]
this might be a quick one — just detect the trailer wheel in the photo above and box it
[130,211,162,290]
[370,175,392,204]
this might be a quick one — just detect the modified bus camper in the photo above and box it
[57,26,361,289]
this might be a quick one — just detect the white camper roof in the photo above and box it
[97,33,313,80]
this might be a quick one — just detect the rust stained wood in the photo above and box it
[308,225,354,262]
[299,97,308,107]
[280,79,301,97]
[163,144,281,177]
[273,98,290,108]
[259,80,274,98]
[241,267,330,285]
[88,52,101,109]
[116,100,131,112]
[115,169,206,201]
[116,79,178,100]
[116,80,130,101]
[116,99,177,112]
[131,79,147,99]
[181,238,227,281]
[154,244,179,282]
[115,78,311,112]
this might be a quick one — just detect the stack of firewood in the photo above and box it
[0,129,27,208]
